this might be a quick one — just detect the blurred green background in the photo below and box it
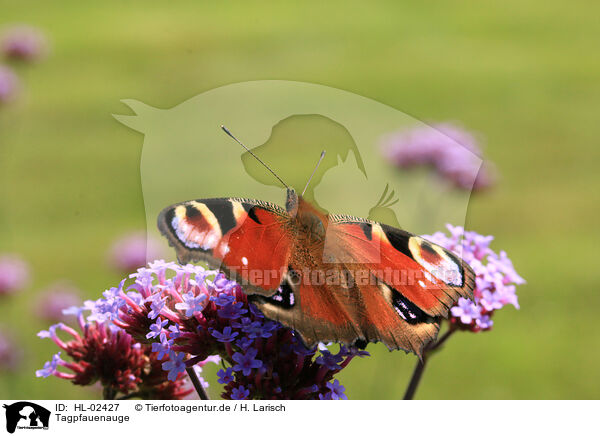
[1,0,598,399]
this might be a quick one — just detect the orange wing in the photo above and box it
[158,198,293,293]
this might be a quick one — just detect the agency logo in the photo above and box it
[2,402,50,434]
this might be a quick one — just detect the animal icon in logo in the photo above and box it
[3,402,50,433]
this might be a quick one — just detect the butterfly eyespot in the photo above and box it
[251,268,298,311]
[408,236,463,286]
[384,283,433,325]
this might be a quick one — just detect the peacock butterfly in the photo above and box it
[157,127,475,357]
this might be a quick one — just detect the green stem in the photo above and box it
[102,386,116,400]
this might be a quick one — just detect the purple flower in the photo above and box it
[35,282,81,322]
[231,317,253,329]
[451,298,481,324]
[212,274,237,292]
[423,225,524,332]
[248,303,265,319]
[175,291,207,317]
[211,326,239,343]
[382,123,495,191]
[162,351,187,382]
[232,348,263,376]
[231,385,250,400]
[1,25,47,61]
[146,317,168,340]
[0,254,29,295]
[218,301,247,319]
[292,342,317,357]
[488,251,525,285]
[326,379,347,400]
[316,350,343,371]
[217,367,234,384]
[151,336,173,360]
[497,285,519,310]
[476,315,494,330]
[235,337,254,350]
[0,66,20,104]
[86,281,127,323]
[108,231,165,273]
[168,324,181,339]
[147,294,167,319]
[242,320,270,339]
[212,294,236,306]
[35,352,62,378]
[342,346,370,358]
[479,290,503,312]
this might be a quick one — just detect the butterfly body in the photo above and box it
[158,188,474,356]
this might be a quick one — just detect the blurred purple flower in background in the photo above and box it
[1,25,47,62]
[0,66,20,104]
[35,281,81,322]
[424,224,524,332]
[0,254,30,296]
[0,330,22,371]
[382,123,495,191]
[108,231,165,273]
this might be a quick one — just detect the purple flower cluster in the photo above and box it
[424,224,525,332]
[0,24,47,107]
[108,231,165,273]
[0,254,30,296]
[1,25,47,62]
[39,261,368,399]
[382,123,495,191]
[36,306,194,399]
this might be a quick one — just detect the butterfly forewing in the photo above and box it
[327,216,475,317]
[157,197,293,293]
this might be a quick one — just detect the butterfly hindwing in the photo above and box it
[157,198,293,293]
[249,268,365,349]
[250,263,441,355]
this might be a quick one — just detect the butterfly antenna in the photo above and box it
[220,125,289,189]
[302,150,326,196]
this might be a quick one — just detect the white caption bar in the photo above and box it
[0,400,596,435]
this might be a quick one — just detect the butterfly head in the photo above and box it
[285,187,299,215]
[290,190,328,244]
